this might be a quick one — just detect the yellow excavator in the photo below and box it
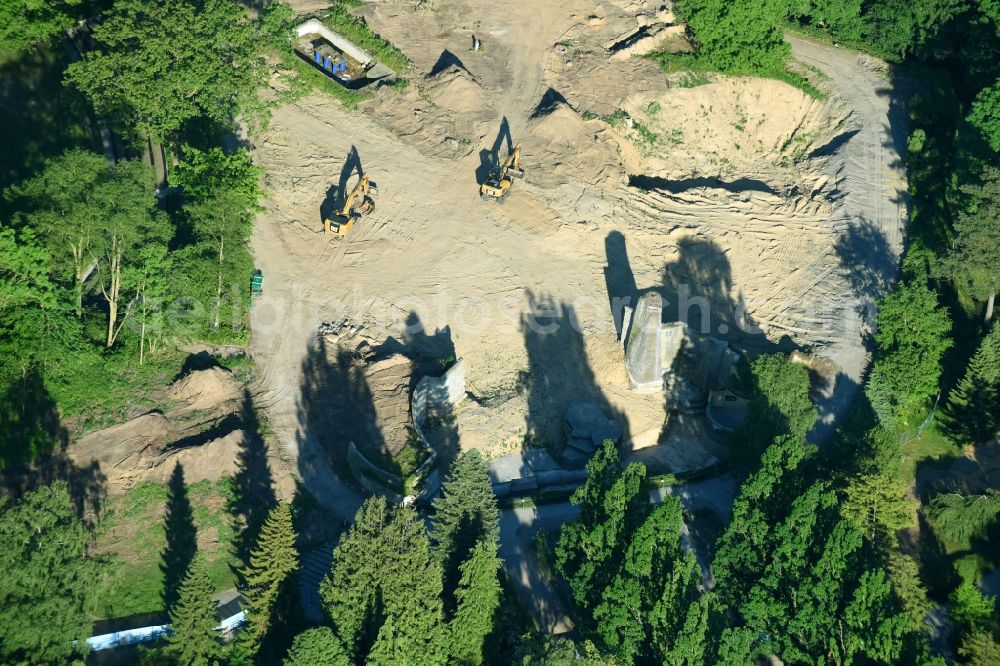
[480,142,524,203]
[324,174,377,237]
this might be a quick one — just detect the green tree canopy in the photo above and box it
[283,627,350,666]
[674,0,790,73]
[66,0,292,141]
[866,280,953,425]
[431,449,500,614]
[447,539,501,665]
[239,502,299,660]
[943,321,1000,444]
[0,0,81,63]
[738,353,817,466]
[167,554,221,666]
[556,441,648,611]
[321,496,447,665]
[926,490,1000,551]
[0,481,92,664]
[4,149,110,317]
[946,167,1000,321]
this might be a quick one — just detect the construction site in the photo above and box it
[249,0,906,506]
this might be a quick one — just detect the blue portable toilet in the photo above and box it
[340,62,347,72]
[313,51,321,64]
[323,57,331,70]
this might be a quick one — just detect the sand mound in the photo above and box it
[616,78,851,186]
[69,413,243,494]
[168,367,242,412]
[425,67,487,114]
[143,430,244,487]
[525,103,624,188]
[73,412,174,466]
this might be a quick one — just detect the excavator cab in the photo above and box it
[324,175,377,237]
[480,142,523,203]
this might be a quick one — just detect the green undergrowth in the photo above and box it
[649,51,826,100]
[90,479,239,620]
[322,3,410,75]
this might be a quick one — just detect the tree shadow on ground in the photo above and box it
[0,45,96,193]
[227,389,276,565]
[477,116,512,186]
[833,216,897,303]
[603,230,638,342]
[0,369,106,518]
[428,49,470,77]
[160,462,197,609]
[298,335,388,479]
[605,233,813,465]
[520,290,629,457]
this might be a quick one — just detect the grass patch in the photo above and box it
[323,3,410,75]
[649,51,826,100]
[647,461,730,488]
[898,421,962,486]
[50,347,188,432]
[90,479,239,620]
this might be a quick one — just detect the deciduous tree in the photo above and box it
[674,0,789,73]
[866,280,952,425]
[66,0,291,141]
[5,149,109,317]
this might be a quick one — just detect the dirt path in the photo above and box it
[786,34,908,438]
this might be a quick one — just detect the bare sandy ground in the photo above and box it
[250,1,907,507]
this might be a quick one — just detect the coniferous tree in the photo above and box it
[431,448,500,615]
[959,629,1000,666]
[167,555,221,666]
[556,441,648,611]
[942,322,1000,445]
[367,506,447,665]
[594,497,704,663]
[321,496,390,660]
[448,539,501,665]
[926,491,1000,551]
[321,497,447,665]
[946,167,1000,322]
[712,434,812,609]
[0,482,92,664]
[283,627,350,666]
[238,502,299,661]
[161,462,197,610]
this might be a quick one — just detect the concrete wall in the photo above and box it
[409,359,464,501]
[347,441,404,503]
[296,19,373,66]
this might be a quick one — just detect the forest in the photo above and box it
[1,0,999,664]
